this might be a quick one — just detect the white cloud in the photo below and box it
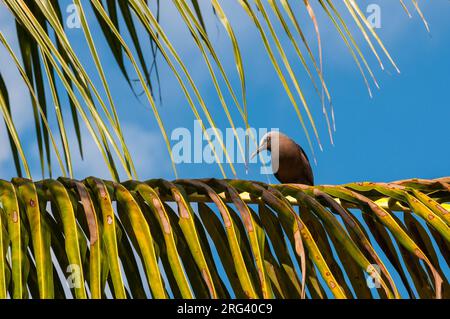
[61,123,172,181]
[0,123,9,162]
[0,121,20,179]
[0,7,35,138]
[121,123,172,180]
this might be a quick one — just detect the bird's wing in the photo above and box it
[296,143,314,185]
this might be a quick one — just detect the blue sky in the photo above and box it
[0,1,449,298]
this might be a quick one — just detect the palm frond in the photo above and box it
[0,0,430,179]
[0,177,448,299]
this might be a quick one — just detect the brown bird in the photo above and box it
[251,131,314,185]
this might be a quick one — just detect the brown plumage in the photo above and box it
[252,131,314,185]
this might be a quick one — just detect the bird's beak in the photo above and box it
[251,142,267,160]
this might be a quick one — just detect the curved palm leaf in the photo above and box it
[0,176,447,299]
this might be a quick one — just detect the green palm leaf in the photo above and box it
[0,176,446,299]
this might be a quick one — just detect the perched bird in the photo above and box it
[251,131,314,185]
